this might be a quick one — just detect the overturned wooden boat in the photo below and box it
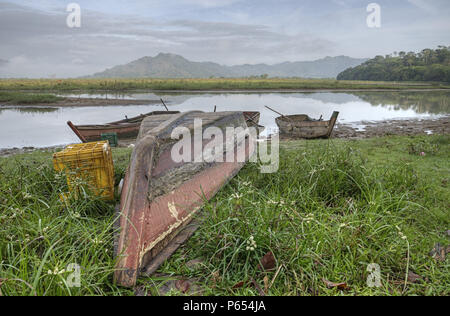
[67,111,180,143]
[114,111,258,287]
[276,111,339,139]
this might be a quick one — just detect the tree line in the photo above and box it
[337,46,450,83]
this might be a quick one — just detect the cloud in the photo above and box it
[0,2,336,77]
[0,0,449,78]
[179,0,243,8]
[407,0,441,13]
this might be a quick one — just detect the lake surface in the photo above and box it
[0,91,448,149]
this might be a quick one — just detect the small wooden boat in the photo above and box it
[243,111,260,125]
[68,111,261,143]
[276,111,339,139]
[67,111,180,143]
[114,111,257,287]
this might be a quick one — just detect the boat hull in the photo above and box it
[114,111,257,287]
[276,111,339,139]
[68,111,180,142]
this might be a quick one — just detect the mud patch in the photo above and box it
[332,116,450,139]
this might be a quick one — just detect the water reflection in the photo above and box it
[349,91,449,115]
[0,106,59,114]
[1,91,448,149]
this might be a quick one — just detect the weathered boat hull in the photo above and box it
[276,111,339,139]
[114,111,257,287]
[67,111,180,143]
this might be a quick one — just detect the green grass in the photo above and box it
[0,136,448,296]
[0,91,63,104]
[0,78,449,92]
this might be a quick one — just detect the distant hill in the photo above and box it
[87,53,367,79]
[337,46,450,82]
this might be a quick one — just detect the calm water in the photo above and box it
[0,91,448,148]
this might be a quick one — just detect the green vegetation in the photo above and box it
[338,46,450,83]
[350,90,450,115]
[0,78,449,93]
[0,91,63,104]
[0,135,449,296]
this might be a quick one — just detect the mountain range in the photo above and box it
[88,53,367,79]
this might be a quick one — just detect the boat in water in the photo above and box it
[114,111,259,287]
[276,111,339,139]
[67,111,180,143]
[68,111,261,143]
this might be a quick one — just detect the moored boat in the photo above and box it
[114,111,258,287]
[67,111,180,143]
[275,111,339,139]
[68,110,261,143]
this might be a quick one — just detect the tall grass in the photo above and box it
[0,149,132,296]
[153,137,449,296]
[0,78,448,92]
[0,91,63,104]
[0,136,448,296]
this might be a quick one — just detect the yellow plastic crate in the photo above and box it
[53,141,115,200]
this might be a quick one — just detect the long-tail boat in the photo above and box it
[275,111,339,139]
[114,111,258,287]
[67,111,180,143]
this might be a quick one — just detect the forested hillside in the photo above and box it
[337,46,450,82]
[88,53,366,79]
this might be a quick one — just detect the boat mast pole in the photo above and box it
[160,98,169,111]
[67,121,88,143]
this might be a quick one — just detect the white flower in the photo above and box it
[48,266,66,275]
[92,237,104,245]
[246,236,257,250]
[231,193,243,199]
[22,192,33,199]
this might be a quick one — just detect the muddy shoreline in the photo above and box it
[1,116,448,157]
[332,116,449,139]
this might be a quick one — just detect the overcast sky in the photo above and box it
[0,0,449,78]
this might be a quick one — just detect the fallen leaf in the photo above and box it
[175,279,190,293]
[429,243,447,262]
[186,259,203,270]
[211,270,221,288]
[322,278,350,290]
[407,271,422,284]
[232,281,245,289]
[259,251,276,271]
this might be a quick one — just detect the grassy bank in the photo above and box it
[0,91,63,104]
[1,78,449,92]
[0,135,448,296]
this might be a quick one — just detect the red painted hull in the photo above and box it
[67,111,180,142]
[114,111,256,287]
